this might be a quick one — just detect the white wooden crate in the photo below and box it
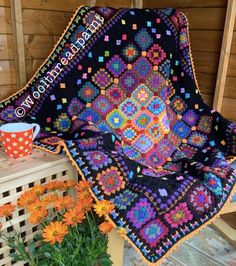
[0,148,77,266]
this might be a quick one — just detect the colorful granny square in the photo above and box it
[140,218,168,247]
[127,198,156,229]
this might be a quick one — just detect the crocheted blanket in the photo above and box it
[0,6,236,265]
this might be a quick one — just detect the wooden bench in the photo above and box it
[0,148,124,266]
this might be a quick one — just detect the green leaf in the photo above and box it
[44,252,52,258]
[9,253,22,261]
[97,256,113,266]
[29,242,36,255]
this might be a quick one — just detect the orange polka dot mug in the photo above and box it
[0,123,40,158]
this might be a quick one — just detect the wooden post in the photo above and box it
[10,0,26,88]
[213,0,236,111]
[107,229,125,266]
[131,0,143,8]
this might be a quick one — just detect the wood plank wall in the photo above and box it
[221,19,236,121]
[0,0,16,99]
[143,0,228,107]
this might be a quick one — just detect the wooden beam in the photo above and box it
[10,0,26,88]
[213,0,236,111]
[131,0,143,8]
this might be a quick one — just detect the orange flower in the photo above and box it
[27,200,47,212]
[0,203,15,218]
[75,196,93,213]
[45,180,65,191]
[99,221,113,234]
[28,208,47,225]
[17,191,37,208]
[77,189,91,200]
[42,221,68,244]
[63,179,76,189]
[76,180,91,192]
[30,185,45,196]
[93,200,115,217]
[42,193,59,204]
[53,195,74,211]
[63,208,85,226]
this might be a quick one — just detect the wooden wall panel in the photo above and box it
[189,30,222,52]
[196,72,217,95]
[0,7,12,33]
[0,0,9,7]
[24,35,54,59]
[222,19,236,121]
[22,9,73,35]
[202,93,213,106]
[180,8,226,30]
[21,0,86,12]
[96,0,131,8]
[0,84,16,99]
[21,0,131,11]
[227,53,236,76]
[192,51,219,74]
[231,33,236,52]
[0,2,16,99]
[221,97,236,121]
[0,61,16,85]
[25,59,44,81]
[0,35,14,60]
[142,0,226,8]
[224,76,236,98]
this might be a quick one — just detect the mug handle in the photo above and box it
[31,123,40,140]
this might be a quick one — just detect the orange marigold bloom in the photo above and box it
[77,189,92,200]
[53,195,74,211]
[42,193,59,204]
[99,222,113,234]
[45,180,65,191]
[93,200,115,217]
[0,203,15,218]
[30,185,45,196]
[63,179,76,189]
[75,196,93,213]
[27,200,47,212]
[17,191,37,208]
[63,208,85,226]
[76,180,91,192]
[28,208,47,225]
[42,221,68,244]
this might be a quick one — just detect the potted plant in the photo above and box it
[0,179,115,266]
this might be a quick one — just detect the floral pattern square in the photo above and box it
[164,202,193,228]
[127,198,156,229]
[140,218,169,247]
[96,166,125,195]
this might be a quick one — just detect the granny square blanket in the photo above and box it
[0,6,236,265]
